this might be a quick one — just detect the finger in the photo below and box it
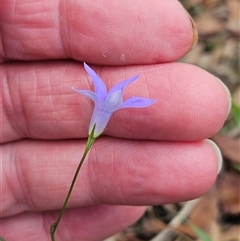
[1,205,145,241]
[2,62,230,143]
[1,0,196,63]
[2,138,221,216]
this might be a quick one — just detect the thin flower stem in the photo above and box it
[50,134,95,241]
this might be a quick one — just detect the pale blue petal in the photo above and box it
[72,87,100,104]
[84,63,107,102]
[89,105,112,138]
[102,90,123,112]
[88,91,124,137]
[122,97,156,108]
[108,75,140,95]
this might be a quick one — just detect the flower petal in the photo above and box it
[122,97,156,108]
[108,75,140,95]
[84,63,107,102]
[103,90,123,112]
[89,105,112,138]
[72,87,100,104]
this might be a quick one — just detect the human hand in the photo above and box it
[1,0,230,241]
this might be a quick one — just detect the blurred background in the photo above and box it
[105,0,240,241]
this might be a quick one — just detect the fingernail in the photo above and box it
[187,12,198,50]
[205,139,223,174]
[216,78,232,116]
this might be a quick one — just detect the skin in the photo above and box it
[1,0,230,241]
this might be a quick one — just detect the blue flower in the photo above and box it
[72,63,156,138]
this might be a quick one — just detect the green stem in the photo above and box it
[50,134,95,241]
